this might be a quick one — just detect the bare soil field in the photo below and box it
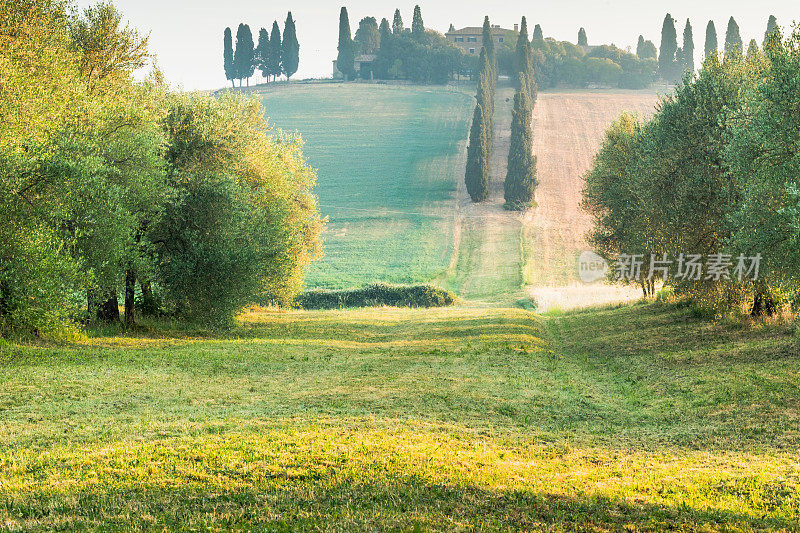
[525,91,660,310]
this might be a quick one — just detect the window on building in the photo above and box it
[498,37,504,43]
[468,37,477,42]
[455,36,464,42]
[469,48,475,54]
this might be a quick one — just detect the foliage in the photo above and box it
[392,8,403,35]
[268,21,282,80]
[354,16,380,54]
[411,5,424,42]
[234,23,255,85]
[577,27,587,47]
[298,283,456,309]
[681,19,695,74]
[465,103,490,202]
[636,35,657,59]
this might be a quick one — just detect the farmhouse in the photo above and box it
[332,54,377,79]
[445,24,518,55]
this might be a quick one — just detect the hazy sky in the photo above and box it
[76,0,798,91]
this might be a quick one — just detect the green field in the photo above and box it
[258,83,473,290]
[1,304,799,529]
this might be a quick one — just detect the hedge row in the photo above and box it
[298,284,456,310]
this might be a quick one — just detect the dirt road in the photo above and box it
[525,91,659,310]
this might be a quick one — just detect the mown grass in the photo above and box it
[1,303,799,530]
[258,84,473,290]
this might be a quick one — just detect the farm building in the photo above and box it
[445,24,518,55]
[332,54,377,79]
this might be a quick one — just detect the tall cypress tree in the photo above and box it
[658,14,677,83]
[514,16,535,100]
[505,75,536,210]
[281,12,299,81]
[465,103,489,202]
[269,21,282,81]
[764,15,778,46]
[256,27,270,80]
[636,35,646,57]
[704,20,718,58]
[747,39,760,61]
[392,9,404,35]
[411,5,424,41]
[533,24,543,41]
[577,27,587,47]
[234,23,255,87]
[724,16,742,57]
[482,16,496,72]
[682,19,695,75]
[223,27,235,87]
[337,7,355,80]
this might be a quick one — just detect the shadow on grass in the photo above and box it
[6,477,794,531]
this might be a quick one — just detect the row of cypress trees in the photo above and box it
[223,13,299,88]
[505,17,537,210]
[657,14,779,83]
[464,17,497,203]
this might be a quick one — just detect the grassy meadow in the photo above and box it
[1,303,799,530]
[258,83,473,290]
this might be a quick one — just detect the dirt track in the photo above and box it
[525,91,659,310]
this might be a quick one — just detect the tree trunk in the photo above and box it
[97,290,120,323]
[751,283,777,317]
[124,269,136,327]
[139,278,158,317]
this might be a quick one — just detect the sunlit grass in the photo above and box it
[1,303,799,530]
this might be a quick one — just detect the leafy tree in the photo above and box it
[637,35,657,59]
[533,24,543,41]
[234,23,255,86]
[392,9,404,35]
[465,103,489,202]
[68,2,149,90]
[281,12,299,81]
[682,19,695,74]
[379,18,391,38]
[411,5,424,41]
[658,14,678,82]
[746,39,759,61]
[355,17,381,54]
[224,27,235,87]
[269,21,282,81]
[724,16,742,57]
[578,27,588,47]
[504,76,536,210]
[704,20,718,58]
[337,7,355,80]
[764,15,778,46]
[256,27,270,80]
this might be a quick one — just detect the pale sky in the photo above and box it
[77,0,798,91]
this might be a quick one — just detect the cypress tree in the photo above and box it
[704,20,718,58]
[636,35,646,57]
[533,24,543,41]
[379,18,391,37]
[658,14,677,83]
[477,48,494,132]
[256,27,270,80]
[411,5,424,41]
[514,16,535,100]
[577,27,587,47]
[269,21,282,81]
[465,103,490,202]
[764,15,778,46]
[682,19,695,74]
[282,12,299,81]
[337,7,355,80]
[392,9,404,35]
[482,16,496,72]
[234,23,255,87]
[223,27,235,87]
[724,16,742,57]
[505,75,536,210]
